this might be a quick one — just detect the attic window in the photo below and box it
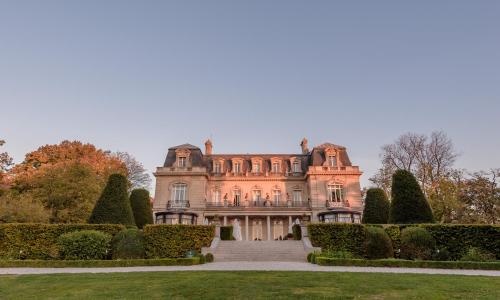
[178,157,187,168]
[292,161,300,173]
[328,155,337,167]
[214,162,221,173]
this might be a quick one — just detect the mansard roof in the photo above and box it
[168,143,200,150]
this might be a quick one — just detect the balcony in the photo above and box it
[206,199,310,209]
[326,200,350,209]
[167,200,190,209]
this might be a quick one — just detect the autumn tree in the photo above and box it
[457,170,499,224]
[114,152,152,190]
[129,188,153,229]
[0,139,13,185]
[389,170,434,224]
[0,190,50,223]
[89,174,135,225]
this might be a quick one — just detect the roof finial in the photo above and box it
[300,138,309,154]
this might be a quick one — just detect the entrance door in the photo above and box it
[273,220,284,240]
[252,220,263,240]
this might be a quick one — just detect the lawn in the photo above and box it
[0,271,499,299]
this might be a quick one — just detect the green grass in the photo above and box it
[314,257,500,270]
[0,257,200,268]
[0,271,498,299]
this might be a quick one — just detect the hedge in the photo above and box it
[0,224,125,260]
[384,224,500,260]
[314,257,500,270]
[0,257,201,268]
[308,223,499,260]
[308,223,367,256]
[143,225,214,258]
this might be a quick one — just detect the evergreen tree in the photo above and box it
[389,170,434,224]
[362,188,390,224]
[88,174,135,225]
[129,188,153,229]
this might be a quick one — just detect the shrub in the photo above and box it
[389,170,434,224]
[198,253,206,264]
[364,227,393,259]
[307,252,314,263]
[432,247,451,261]
[0,224,124,260]
[308,252,318,264]
[400,227,435,260]
[88,174,135,226]
[308,223,366,256]
[144,225,215,258]
[220,226,233,240]
[205,253,214,263]
[460,247,496,262]
[362,188,390,224]
[129,189,153,229]
[320,250,355,259]
[111,228,145,259]
[58,230,111,260]
[292,224,301,240]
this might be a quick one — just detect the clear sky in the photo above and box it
[1,1,499,190]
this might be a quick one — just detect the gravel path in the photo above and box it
[1,262,499,276]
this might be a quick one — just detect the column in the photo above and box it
[267,215,271,241]
[245,215,249,241]
[223,216,227,226]
[288,215,293,234]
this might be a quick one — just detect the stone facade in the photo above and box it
[153,139,363,241]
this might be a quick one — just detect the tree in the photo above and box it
[0,139,13,184]
[389,170,434,224]
[88,173,135,225]
[370,131,457,196]
[114,152,152,190]
[457,170,499,224]
[362,188,390,224]
[129,188,153,229]
[0,190,50,223]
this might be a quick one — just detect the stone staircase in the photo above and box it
[212,240,311,262]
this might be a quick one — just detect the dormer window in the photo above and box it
[253,163,261,174]
[328,155,337,167]
[214,162,221,174]
[292,161,300,173]
[272,162,280,173]
[178,157,186,168]
[234,162,241,174]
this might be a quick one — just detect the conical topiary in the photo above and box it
[362,188,390,224]
[130,188,153,229]
[389,170,434,224]
[88,173,135,225]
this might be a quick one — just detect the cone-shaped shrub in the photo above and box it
[130,188,153,229]
[362,188,390,224]
[88,174,135,225]
[389,170,434,224]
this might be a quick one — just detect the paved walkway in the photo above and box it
[1,262,499,276]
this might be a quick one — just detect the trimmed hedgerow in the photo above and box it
[385,224,500,260]
[111,228,145,259]
[58,230,112,260]
[0,257,201,268]
[365,227,394,259]
[400,227,436,260]
[143,225,214,258]
[0,224,124,260]
[308,223,366,256]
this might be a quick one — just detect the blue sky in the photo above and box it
[1,1,499,189]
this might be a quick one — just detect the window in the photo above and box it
[292,161,300,173]
[253,163,261,174]
[328,184,344,202]
[214,162,221,174]
[337,213,352,223]
[273,190,281,206]
[328,155,337,167]
[293,190,302,205]
[253,190,262,205]
[214,190,221,204]
[234,162,241,174]
[177,157,186,168]
[172,183,187,203]
[233,189,241,206]
[272,162,280,173]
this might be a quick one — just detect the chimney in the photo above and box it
[204,139,213,155]
[300,138,309,154]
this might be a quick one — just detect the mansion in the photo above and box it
[153,139,364,241]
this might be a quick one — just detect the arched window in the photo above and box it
[172,183,187,204]
[328,184,344,202]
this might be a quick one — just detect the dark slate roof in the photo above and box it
[310,143,352,166]
[168,143,200,150]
